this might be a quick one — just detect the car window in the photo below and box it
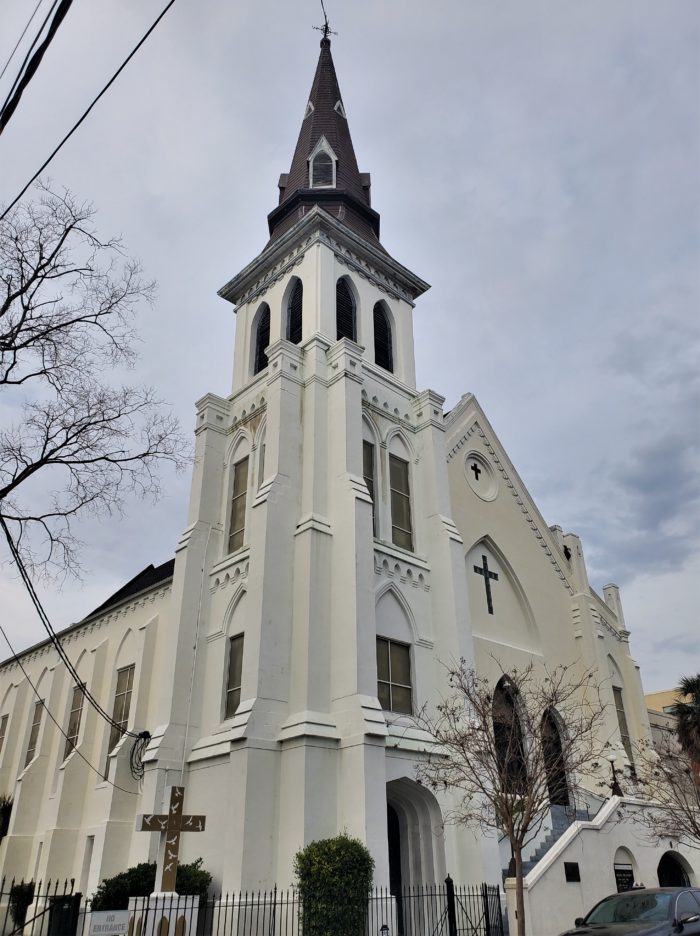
[586,892,672,924]
[676,892,700,918]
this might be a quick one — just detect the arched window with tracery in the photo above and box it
[336,278,356,342]
[253,303,270,375]
[287,280,303,345]
[374,302,393,372]
[493,679,527,795]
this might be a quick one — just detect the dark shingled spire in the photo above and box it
[267,36,381,246]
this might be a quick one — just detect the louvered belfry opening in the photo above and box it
[336,278,356,341]
[287,280,303,344]
[373,302,393,372]
[254,304,271,374]
[311,151,334,187]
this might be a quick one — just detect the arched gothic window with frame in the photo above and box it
[287,279,303,345]
[373,302,393,372]
[310,151,334,188]
[492,679,527,795]
[336,277,356,342]
[253,303,270,375]
[541,708,569,806]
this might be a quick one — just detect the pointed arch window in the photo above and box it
[311,151,334,188]
[224,634,244,719]
[336,278,356,341]
[228,456,249,553]
[253,304,270,375]
[287,280,303,345]
[25,700,43,767]
[541,709,569,806]
[389,454,413,551]
[613,687,634,763]
[376,637,412,714]
[374,302,393,372]
[63,685,85,760]
[493,680,527,795]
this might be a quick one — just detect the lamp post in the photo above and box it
[608,753,624,797]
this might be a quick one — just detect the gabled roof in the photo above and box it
[0,559,175,669]
[267,37,382,247]
[87,559,175,617]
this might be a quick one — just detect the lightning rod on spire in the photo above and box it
[313,0,337,41]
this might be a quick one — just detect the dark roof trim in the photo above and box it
[0,559,175,670]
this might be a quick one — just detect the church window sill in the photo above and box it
[373,540,429,571]
[211,547,250,578]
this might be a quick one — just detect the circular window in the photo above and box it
[464,452,498,501]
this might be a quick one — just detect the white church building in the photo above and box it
[0,34,695,936]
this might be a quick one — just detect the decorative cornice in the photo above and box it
[361,394,415,434]
[374,547,430,591]
[218,207,429,308]
[0,587,170,672]
[210,552,250,594]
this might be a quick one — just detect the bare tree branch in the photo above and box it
[630,732,700,849]
[415,659,609,936]
[0,182,188,576]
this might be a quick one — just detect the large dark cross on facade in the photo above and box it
[136,786,206,893]
[473,554,499,615]
[470,462,482,480]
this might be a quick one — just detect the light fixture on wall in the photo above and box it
[380,925,390,935]
[608,753,624,797]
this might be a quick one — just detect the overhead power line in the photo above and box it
[0,0,178,222]
[0,516,151,780]
[0,0,74,137]
[0,620,139,795]
[0,0,60,110]
[0,0,47,85]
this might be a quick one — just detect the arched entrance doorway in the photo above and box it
[386,779,446,936]
[386,778,446,890]
[657,851,691,887]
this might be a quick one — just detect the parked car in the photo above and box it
[558,888,700,935]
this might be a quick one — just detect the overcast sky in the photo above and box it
[0,0,698,693]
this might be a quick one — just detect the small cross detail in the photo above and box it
[136,786,206,893]
[470,462,482,481]
[473,554,499,615]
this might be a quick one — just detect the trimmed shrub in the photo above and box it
[293,834,374,936]
[9,881,35,928]
[0,794,13,839]
[90,859,211,911]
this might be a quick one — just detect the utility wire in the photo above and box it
[0,516,148,744]
[0,620,139,795]
[0,0,178,222]
[0,0,47,85]
[0,0,60,119]
[0,0,75,137]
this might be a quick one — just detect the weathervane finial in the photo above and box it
[313,0,337,41]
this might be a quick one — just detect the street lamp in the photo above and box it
[608,753,623,797]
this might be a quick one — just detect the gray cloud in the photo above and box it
[0,0,697,692]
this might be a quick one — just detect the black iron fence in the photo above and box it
[0,877,503,936]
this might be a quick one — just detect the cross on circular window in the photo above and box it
[464,452,498,501]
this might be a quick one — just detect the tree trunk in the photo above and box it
[514,847,526,936]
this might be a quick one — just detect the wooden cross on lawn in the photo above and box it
[136,786,206,893]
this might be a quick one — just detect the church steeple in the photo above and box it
[267,36,381,246]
